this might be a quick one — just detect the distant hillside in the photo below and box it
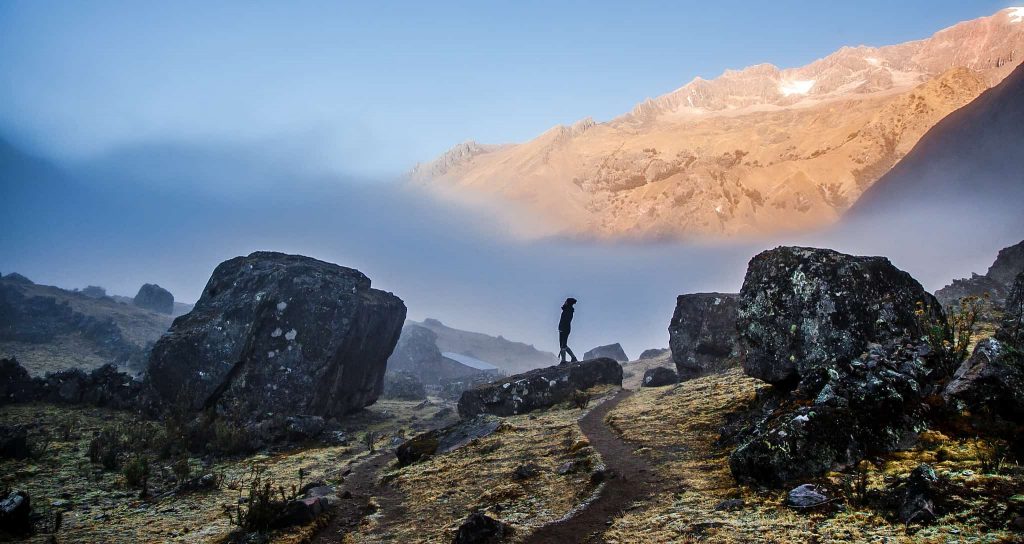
[413,318,556,374]
[110,295,194,317]
[0,274,175,375]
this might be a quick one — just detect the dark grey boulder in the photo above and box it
[738,246,942,388]
[641,366,678,387]
[145,252,406,425]
[271,496,328,528]
[785,484,828,509]
[457,358,622,418]
[583,343,629,363]
[396,415,501,466]
[133,283,174,314]
[382,371,427,401]
[669,293,742,380]
[943,340,1024,435]
[454,511,512,544]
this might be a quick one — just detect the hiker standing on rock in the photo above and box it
[558,297,579,364]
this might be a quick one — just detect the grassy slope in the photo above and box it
[602,369,1022,543]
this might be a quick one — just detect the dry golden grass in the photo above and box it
[601,368,1023,543]
[346,386,618,543]
[0,398,455,544]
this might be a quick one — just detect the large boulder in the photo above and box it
[737,246,942,388]
[729,339,938,485]
[642,366,678,387]
[727,247,947,486]
[638,348,669,360]
[0,490,31,536]
[145,252,406,424]
[583,343,629,362]
[457,358,622,418]
[133,283,174,314]
[668,293,742,380]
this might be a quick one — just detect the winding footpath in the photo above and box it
[524,389,662,544]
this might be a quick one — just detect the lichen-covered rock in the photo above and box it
[738,246,942,387]
[133,283,174,314]
[382,371,427,401]
[457,358,622,418]
[583,343,629,362]
[669,293,742,380]
[0,490,31,536]
[396,415,501,466]
[145,252,406,424]
[943,337,1024,433]
[642,366,678,387]
[785,484,828,509]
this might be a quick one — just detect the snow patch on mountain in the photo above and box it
[1009,7,1024,23]
[779,79,815,96]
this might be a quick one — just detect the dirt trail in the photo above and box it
[524,389,662,544]
[309,448,403,543]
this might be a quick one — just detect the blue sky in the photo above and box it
[0,0,1014,174]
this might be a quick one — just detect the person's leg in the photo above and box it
[559,330,569,363]
[564,331,578,362]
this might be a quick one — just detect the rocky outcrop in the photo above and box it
[133,283,174,314]
[935,240,1024,308]
[638,348,669,360]
[583,343,629,363]
[2,273,32,285]
[727,246,947,486]
[396,415,502,466]
[0,357,142,410]
[386,323,482,385]
[382,371,427,401]
[998,271,1024,346]
[737,246,942,388]
[668,293,742,380]
[145,252,406,425]
[457,358,622,418]
[642,366,678,387]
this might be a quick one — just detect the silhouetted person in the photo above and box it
[558,297,578,364]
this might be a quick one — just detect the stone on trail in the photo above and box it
[454,511,513,544]
[145,252,406,426]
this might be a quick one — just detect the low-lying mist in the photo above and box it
[2,135,1021,357]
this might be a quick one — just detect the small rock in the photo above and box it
[271,496,327,528]
[714,498,745,511]
[454,511,512,544]
[511,462,542,480]
[785,484,829,509]
[899,463,938,525]
[0,490,32,535]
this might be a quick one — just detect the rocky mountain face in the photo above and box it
[934,240,1024,308]
[145,252,406,424]
[412,8,1024,238]
[387,323,493,386]
[413,318,556,374]
[668,293,742,380]
[0,274,173,375]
